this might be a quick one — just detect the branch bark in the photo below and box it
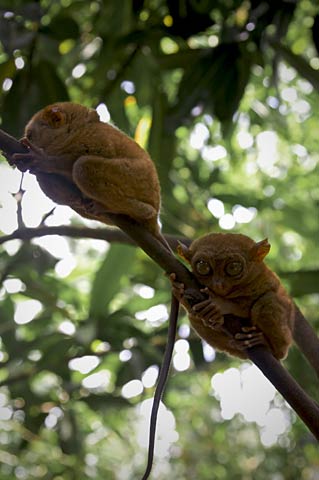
[0,224,188,250]
[1,127,319,440]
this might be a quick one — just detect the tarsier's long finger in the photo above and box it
[235,332,263,340]
[241,326,257,333]
[192,298,217,311]
[200,287,210,294]
[197,304,219,318]
[169,273,184,289]
[202,317,224,329]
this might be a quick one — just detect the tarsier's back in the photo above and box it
[22,102,161,235]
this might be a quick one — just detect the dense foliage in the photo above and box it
[0,1,318,479]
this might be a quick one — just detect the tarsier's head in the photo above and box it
[178,233,270,297]
[24,102,99,149]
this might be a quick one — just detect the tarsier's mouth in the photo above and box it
[211,285,230,296]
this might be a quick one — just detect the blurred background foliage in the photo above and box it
[0,0,318,479]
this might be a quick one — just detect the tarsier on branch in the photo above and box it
[8,102,165,242]
[172,233,295,360]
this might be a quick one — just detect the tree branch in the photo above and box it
[0,224,188,250]
[0,128,29,158]
[1,127,319,440]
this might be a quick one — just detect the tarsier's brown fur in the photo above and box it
[15,102,161,237]
[172,233,294,360]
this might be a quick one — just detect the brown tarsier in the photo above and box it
[11,102,162,239]
[171,233,295,360]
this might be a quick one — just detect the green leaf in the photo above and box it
[89,244,136,317]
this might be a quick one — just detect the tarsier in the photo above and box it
[172,233,295,360]
[11,102,164,242]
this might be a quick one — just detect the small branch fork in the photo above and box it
[1,127,319,440]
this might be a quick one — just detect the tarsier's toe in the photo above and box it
[202,315,224,329]
[233,331,266,350]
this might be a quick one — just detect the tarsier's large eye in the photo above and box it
[225,261,243,277]
[195,259,211,276]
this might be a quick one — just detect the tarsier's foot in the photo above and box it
[81,197,109,220]
[11,138,44,172]
[192,291,224,330]
[232,326,268,351]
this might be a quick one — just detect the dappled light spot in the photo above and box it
[2,78,12,92]
[256,131,279,177]
[96,103,111,123]
[133,284,155,299]
[202,342,216,362]
[173,339,191,371]
[69,355,100,374]
[58,320,76,335]
[3,278,24,294]
[207,198,224,218]
[236,131,254,149]
[211,365,290,445]
[160,37,179,54]
[14,299,42,325]
[28,350,42,362]
[0,406,13,421]
[178,324,190,338]
[136,399,178,456]
[202,145,227,161]
[142,366,159,388]
[55,256,77,278]
[190,123,210,150]
[122,379,143,399]
[135,304,169,326]
[44,407,63,430]
[119,349,132,362]
[120,80,135,95]
[219,213,235,230]
[82,370,111,391]
[72,63,86,79]
[232,205,257,224]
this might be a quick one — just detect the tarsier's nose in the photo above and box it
[212,280,227,296]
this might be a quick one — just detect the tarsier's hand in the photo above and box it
[191,287,224,330]
[169,276,224,330]
[11,138,44,173]
[232,326,270,351]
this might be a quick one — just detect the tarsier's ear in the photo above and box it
[250,238,271,262]
[42,105,66,128]
[177,242,191,263]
